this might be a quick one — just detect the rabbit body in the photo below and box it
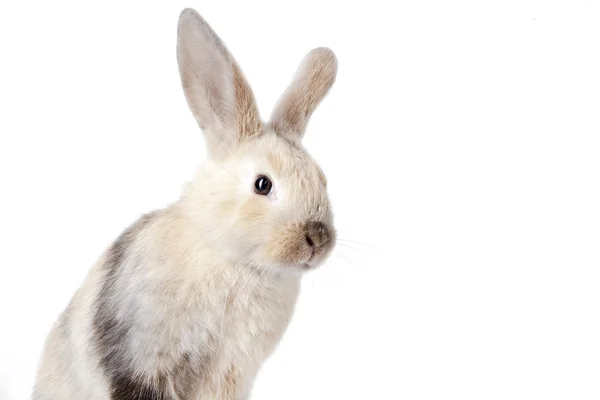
[33,208,300,399]
[33,8,337,400]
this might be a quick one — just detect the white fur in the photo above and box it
[33,7,337,400]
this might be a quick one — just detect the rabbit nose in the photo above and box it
[304,221,331,249]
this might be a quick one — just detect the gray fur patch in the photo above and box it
[92,212,172,399]
[92,211,208,399]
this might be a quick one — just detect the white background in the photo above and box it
[1,1,599,399]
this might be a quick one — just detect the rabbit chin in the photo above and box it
[257,237,335,273]
[208,239,311,274]
[245,252,318,275]
[215,239,331,274]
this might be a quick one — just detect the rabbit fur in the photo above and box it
[32,7,337,400]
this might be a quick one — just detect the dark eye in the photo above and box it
[254,175,273,196]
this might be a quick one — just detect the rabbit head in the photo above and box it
[177,9,337,273]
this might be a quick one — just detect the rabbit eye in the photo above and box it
[254,175,272,196]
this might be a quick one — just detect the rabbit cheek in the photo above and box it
[238,197,267,221]
[215,197,238,217]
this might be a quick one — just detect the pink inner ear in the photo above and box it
[177,7,261,156]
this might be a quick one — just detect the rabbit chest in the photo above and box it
[97,252,302,398]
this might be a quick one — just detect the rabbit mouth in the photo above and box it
[300,253,315,270]
[301,247,324,269]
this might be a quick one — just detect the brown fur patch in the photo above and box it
[267,151,284,174]
[238,197,267,224]
[222,365,238,399]
[232,63,262,140]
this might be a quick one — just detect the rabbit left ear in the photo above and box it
[177,8,261,157]
[269,47,337,142]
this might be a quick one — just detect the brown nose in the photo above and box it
[304,221,331,249]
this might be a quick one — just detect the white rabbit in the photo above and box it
[32,7,337,400]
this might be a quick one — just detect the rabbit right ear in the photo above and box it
[177,8,261,157]
[269,47,337,142]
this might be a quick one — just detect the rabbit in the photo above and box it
[31,7,337,400]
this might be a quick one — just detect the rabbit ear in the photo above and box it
[269,47,337,142]
[177,8,261,157]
